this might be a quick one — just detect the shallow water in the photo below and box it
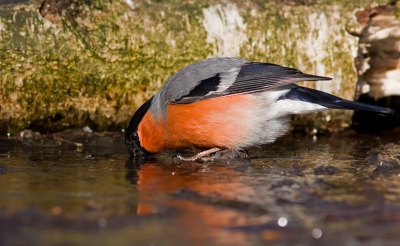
[1,129,400,245]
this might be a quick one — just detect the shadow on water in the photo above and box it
[1,129,400,245]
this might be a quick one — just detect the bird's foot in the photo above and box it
[173,148,250,164]
[173,148,221,163]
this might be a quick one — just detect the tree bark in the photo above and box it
[0,0,387,134]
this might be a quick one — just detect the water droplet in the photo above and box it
[121,128,125,132]
[277,217,288,227]
[325,114,331,122]
[7,132,10,138]
[312,228,322,238]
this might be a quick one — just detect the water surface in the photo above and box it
[1,129,400,245]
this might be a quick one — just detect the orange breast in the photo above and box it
[137,111,166,153]
[138,94,256,152]
[164,94,255,150]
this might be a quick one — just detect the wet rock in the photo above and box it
[366,143,400,174]
[314,165,340,175]
[374,160,400,174]
[367,152,379,165]
[354,3,400,100]
[11,128,125,154]
[18,129,62,148]
[20,130,41,139]
[214,149,251,165]
[291,163,307,171]
[288,163,308,176]
[351,3,400,130]
[54,128,87,138]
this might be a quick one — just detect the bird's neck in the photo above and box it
[137,111,165,153]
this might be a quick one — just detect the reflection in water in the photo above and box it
[125,157,270,245]
[1,133,400,245]
[122,133,400,245]
[125,155,146,185]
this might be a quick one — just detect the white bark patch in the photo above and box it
[124,0,135,9]
[202,4,247,57]
[369,69,400,98]
[296,9,358,95]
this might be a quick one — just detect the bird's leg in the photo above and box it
[174,148,221,162]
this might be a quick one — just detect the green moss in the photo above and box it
[0,0,389,134]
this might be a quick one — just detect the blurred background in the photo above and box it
[0,0,399,134]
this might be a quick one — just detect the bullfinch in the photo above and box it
[125,58,394,161]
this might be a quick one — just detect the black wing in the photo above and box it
[172,62,331,104]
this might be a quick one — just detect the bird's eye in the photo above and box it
[131,133,138,142]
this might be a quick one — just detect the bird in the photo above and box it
[125,57,394,161]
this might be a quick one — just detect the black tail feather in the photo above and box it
[281,86,395,116]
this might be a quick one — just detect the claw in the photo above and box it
[173,148,221,163]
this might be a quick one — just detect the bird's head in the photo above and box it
[125,97,153,157]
